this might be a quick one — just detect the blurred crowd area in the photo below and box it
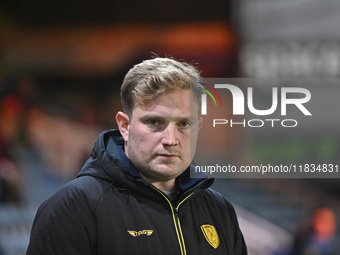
[0,75,123,206]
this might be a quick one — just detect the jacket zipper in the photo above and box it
[151,187,195,255]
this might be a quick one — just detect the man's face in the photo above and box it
[122,89,202,183]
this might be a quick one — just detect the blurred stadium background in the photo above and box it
[0,1,340,254]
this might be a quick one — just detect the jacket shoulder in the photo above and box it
[202,188,231,204]
[40,175,112,215]
[27,176,111,255]
[199,188,239,220]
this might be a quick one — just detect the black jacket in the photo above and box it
[27,130,247,255]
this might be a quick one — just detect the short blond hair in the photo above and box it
[120,57,204,117]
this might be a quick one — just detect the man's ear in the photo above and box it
[198,116,203,130]
[116,111,130,142]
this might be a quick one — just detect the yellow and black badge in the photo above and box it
[200,224,220,249]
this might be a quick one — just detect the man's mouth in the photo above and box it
[157,154,179,158]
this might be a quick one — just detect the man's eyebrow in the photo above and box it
[139,114,191,121]
[139,114,164,119]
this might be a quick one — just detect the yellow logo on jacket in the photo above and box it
[127,230,153,237]
[201,224,219,249]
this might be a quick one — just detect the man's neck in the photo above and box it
[140,173,176,192]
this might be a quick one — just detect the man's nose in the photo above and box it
[161,124,179,146]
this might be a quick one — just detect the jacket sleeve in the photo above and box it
[226,200,248,255]
[26,181,97,255]
[209,189,248,255]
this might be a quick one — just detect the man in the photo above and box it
[27,57,247,254]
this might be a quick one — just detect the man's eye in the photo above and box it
[146,119,160,126]
[179,121,190,128]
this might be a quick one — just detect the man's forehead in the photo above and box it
[141,89,191,106]
[129,89,200,116]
